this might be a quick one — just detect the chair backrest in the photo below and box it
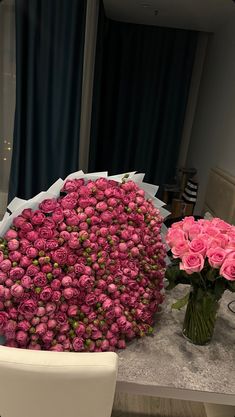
[0,346,118,417]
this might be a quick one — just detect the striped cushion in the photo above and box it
[182,179,198,204]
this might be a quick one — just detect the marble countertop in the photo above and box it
[116,286,235,405]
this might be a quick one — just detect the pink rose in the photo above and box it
[189,238,207,257]
[166,228,186,247]
[220,259,235,281]
[39,198,58,213]
[181,216,196,232]
[225,251,235,260]
[180,253,204,275]
[188,224,202,240]
[207,247,227,268]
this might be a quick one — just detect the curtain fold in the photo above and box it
[9,0,86,201]
[89,6,198,188]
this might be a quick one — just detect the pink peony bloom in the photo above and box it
[5,229,19,240]
[73,337,84,351]
[0,259,12,272]
[39,198,58,213]
[0,311,8,332]
[19,299,37,318]
[16,330,28,345]
[10,284,24,299]
[8,239,20,251]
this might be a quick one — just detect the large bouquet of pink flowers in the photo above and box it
[0,171,167,351]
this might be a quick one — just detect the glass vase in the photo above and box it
[182,287,220,345]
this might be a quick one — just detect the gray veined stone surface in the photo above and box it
[116,285,235,403]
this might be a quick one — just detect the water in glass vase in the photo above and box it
[182,287,221,345]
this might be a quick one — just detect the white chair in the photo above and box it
[0,346,118,417]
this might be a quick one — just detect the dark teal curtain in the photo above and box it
[89,6,198,187]
[9,0,86,201]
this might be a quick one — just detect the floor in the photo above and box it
[111,392,207,417]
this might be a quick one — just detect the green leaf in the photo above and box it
[171,292,190,310]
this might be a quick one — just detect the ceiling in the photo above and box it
[103,0,235,32]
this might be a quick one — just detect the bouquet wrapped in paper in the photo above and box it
[0,171,169,352]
